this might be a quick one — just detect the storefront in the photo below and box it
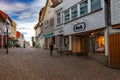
[63,8,107,65]
[54,27,65,51]
[43,33,55,49]
[109,24,120,68]
[64,21,90,55]
[90,30,105,54]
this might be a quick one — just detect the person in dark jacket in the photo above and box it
[49,42,54,56]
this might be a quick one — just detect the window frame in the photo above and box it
[56,9,63,25]
[64,9,70,22]
[91,0,101,12]
[80,0,88,16]
[71,5,78,19]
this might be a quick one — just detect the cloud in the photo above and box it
[0,1,28,15]
[0,0,46,45]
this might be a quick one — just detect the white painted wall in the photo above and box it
[54,3,64,36]
[0,21,4,34]
[36,27,40,36]
[63,0,106,35]
[63,0,82,11]
[44,1,54,21]
[40,38,44,48]
[111,0,120,25]
[63,10,105,35]
[43,0,54,35]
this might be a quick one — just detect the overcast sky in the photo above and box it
[0,0,46,45]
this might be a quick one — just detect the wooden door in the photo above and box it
[72,36,81,54]
[109,34,120,68]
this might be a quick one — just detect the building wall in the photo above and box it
[63,0,105,35]
[111,0,120,25]
[64,10,105,35]
[54,3,63,29]
[11,21,16,38]
[0,20,4,48]
[54,4,64,35]
[43,0,54,35]
[42,0,55,48]
[62,0,108,61]
[36,26,40,37]
[110,0,120,34]
[63,0,81,11]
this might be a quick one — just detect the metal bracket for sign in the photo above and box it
[73,22,86,32]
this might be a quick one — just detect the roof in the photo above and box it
[51,0,60,7]
[0,10,8,22]
[34,22,39,29]
[16,31,21,38]
[39,7,45,21]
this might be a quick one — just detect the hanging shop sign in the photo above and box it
[73,22,86,32]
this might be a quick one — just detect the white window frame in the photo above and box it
[71,5,78,19]
[64,9,70,22]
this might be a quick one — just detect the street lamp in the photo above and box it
[6,21,10,54]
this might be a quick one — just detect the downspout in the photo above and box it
[104,0,111,67]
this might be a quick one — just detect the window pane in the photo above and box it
[91,0,101,11]
[71,5,78,19]
[80,1,88,16]
[65,10,70,22]
[57,12,61,24]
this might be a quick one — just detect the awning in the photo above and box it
[44,33,54,38]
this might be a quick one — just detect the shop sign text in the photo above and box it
[73,22,86,32]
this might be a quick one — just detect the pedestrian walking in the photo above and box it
[49,41,54,56]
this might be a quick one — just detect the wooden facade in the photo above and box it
[72,36,81,54]
[72,36,89,56]
[109,34,120,68]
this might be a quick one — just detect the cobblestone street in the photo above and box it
[0,48,120,80]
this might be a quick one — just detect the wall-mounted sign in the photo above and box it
[73,22,86,32]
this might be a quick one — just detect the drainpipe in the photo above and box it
[104,0,111,67]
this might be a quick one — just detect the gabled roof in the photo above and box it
[39,7,45,16]
[39,7,45,22]
[0,10,8,22]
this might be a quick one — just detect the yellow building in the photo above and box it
[9,20,17,48]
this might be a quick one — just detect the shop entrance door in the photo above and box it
[109,34,120,68]
[72,36,89,56]
[72,36,81,54]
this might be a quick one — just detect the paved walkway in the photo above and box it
[0,48,120,80]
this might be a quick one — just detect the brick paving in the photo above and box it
[0,48,120,80]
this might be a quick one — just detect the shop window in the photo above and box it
[95,36,105,53]
[90,31,105,53]
[80,1,88,16]
[64,10,70,22]
[91,0,101,11]
[71,5,78,19]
